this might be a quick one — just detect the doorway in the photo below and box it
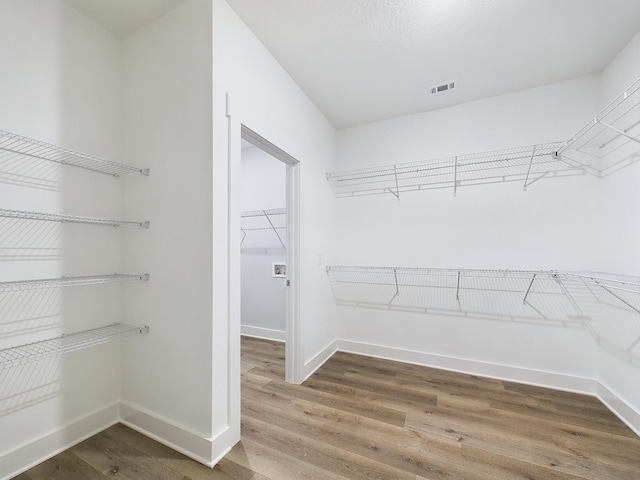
[240,126,300,384]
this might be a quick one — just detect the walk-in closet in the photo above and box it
[2,0,640,478]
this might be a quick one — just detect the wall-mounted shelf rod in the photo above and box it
[0,208,149,228]
[0,323,150,369]
[0,273,149,293]
[0,130,149,177]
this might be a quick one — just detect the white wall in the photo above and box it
[333,76,604,390]
[241,146,287,339]
[120,0,215,464]
[0,1,125,477]
[213,0,339,454]
[597,30,640,433]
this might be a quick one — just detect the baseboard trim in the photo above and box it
[2,402,120,480]
[596,382,640,437]
[119,401,215,466]
[334,339,597,396]
[241,325,286,342]
[302,340,338,382]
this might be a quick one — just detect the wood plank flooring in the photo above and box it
[15,336,640,479]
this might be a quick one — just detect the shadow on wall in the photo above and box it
[0,150,66,421]
[326,266,640,370]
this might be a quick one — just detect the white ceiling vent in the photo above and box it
[429,80,456,95]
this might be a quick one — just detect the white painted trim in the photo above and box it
[334,339,598,396]
[240,125,302,385]
[596,382,640,437]
[241,326,286,342]
[302,340,338,382]
[285,160,302,384]
[1,403,119,480]
[119,401,215,466]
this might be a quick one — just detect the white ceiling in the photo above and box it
[61,0,640,129]
[62,0,189,38]
[226,0,640,128]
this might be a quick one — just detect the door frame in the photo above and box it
[240,125,302,384]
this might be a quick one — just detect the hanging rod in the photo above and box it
[0,273,150,293]
[0,130,149,177]
[0,323,150,369]
[0,208,150,228]
[326,141,575,198]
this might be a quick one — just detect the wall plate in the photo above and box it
[272,262,286,278]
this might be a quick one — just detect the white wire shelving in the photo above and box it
[326,77,640,198]
[326,266,640,365]
[240,208,286,248]
[326,266,640,323]
[326,141,577,198]
[0,323,150,369]
[0,208,149,228]
[559,78,640,177]
[0,273,149,293]
[565,272,640,315]
[326,266,586,323]
[0,130,149,177]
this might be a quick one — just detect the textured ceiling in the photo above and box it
[62,0,189,38]
[226,0,640,128]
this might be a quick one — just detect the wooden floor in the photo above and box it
[15,337,640,479]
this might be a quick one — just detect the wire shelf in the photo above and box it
[0,208,149,228]
[326,266,576,320]
[326,265,640,321]
[326,141,576,198]
[565,272,640,315]
[241,208,286,248]
[0,130,149,177]
[326,78,640,197]
[559,78,640,176]
[0,323,150,369]
[0,273,149,293]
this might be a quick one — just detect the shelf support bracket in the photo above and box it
[523,145,537,191]
[389,165,400,200]
[263,210,285,249]
[240,227,247,245]
[598,120,640,145]
[596,281,640,315]
[453,158,458,197]
[455,270,462,310]
[388,268,399,305]
[523,273,536,305]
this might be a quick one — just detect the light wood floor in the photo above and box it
[15,336,640,479]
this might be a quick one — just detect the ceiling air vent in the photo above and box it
[429,80,456,95]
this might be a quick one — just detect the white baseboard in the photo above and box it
[3,400,237,479]
[241,325,286,342]
[596,382,640,437]
[119,401,216,466]
[302,340,338,382]
[334,339,597,396]
[1,403,120,480]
